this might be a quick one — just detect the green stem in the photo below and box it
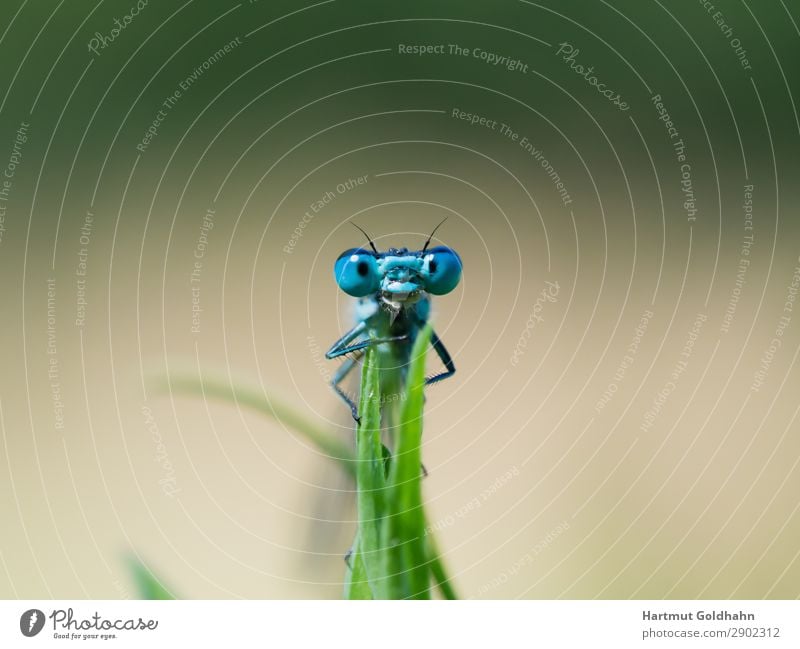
[354,346,387,597]
[382,325,433,599]
[343,533,372,599]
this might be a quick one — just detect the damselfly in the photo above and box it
[326,221,461,424]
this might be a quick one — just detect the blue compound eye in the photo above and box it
[423,246,462,295]
[334,248,380,297]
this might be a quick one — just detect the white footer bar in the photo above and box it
[1,600,797,648]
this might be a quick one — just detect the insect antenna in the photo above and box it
[421,217,448,252]
[350,222,378,254]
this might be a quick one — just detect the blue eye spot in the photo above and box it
[423,246,462,295]
[334,249,379,297]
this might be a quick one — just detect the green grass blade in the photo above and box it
[382,325,432,599]
[354,345,387,598]
[127,557,175,600]
[155,341,455,601]
[343,533,372,600]
[161,374,356,476]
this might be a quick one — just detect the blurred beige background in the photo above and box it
[1,0,799,599]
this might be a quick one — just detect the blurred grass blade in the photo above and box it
[382,325,432,599]
[127,557,175,600]
[162,374,355,476]
[354,345,387,598]
[425,524,458,600]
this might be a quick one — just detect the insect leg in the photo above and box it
[425,328,456,386]
[325,320,408,359]
[325,322,367,360]
[419,330,454,478]
[328,336,408,359]
[331,350,363,422]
